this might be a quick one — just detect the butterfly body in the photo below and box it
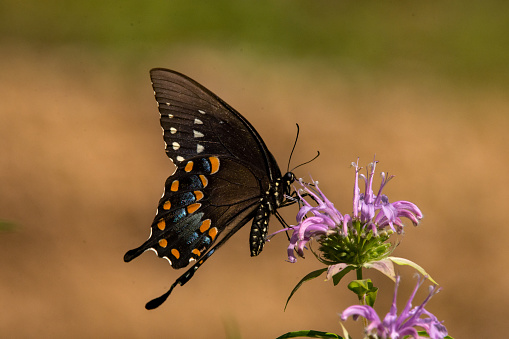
[124,69,295,308]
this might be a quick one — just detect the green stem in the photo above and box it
[355,267,368,329]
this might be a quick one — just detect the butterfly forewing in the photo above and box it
[150,69,278,180]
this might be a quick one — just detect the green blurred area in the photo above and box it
[1,0,509,86]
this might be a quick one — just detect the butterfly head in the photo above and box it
[282,171,296,196]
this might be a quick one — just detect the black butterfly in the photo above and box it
[124,69,297,309]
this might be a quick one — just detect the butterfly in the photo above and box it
[124,68,297,309]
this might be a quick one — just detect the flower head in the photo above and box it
[272,158,422,266]
[353,158,423,235]
[340,275,448,339]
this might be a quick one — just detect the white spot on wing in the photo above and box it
[166,102,171,106]
[198,109,205,114]
[163,256,173,265]
[176,156,184,162]
[168,114,173,118]
[197,144,204,153]
[172,142,180,150]
[170,127,177,134]
[194,118,203,124]
[193,130,204,138]
[146,248,158,256]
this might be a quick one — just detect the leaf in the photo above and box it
[415,331,454,339]
[326,263,348,280]
[347,279,378,307]
[388,257,438,284]
[340,323,351,339]
[276,330,343,339]
[365,288,378,307]
[364,258,395,281]
[284,268,327,311]
[332,266,353,286]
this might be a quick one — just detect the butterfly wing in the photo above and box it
[151,68,281,180]
[124,155,262,268]
[125,69,282,269]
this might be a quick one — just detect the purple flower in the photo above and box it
[271,180,346,263]
[340,276,448,339]
[270,158,423,265]
[353,158,423,235]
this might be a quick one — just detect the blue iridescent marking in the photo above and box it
[186,232,200,245]
[200,157,211,173]
[178,191,196,205]
[170,208,187,223]
[174,212,204,235]
[179,175,203,190]
[202,236,211,246]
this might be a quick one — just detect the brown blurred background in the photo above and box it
[1,1,508,338]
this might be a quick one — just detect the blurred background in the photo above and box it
[1,1,508,338]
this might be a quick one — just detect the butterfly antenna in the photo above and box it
[290,151,320,172]
[287,124,300,173]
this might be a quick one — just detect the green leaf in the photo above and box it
[388,257,438,284]
[284,268,327,311]
[365,288,378,307]
[347,279,372,294]
[332,266,353,286]
[276,330,343,339]
[347,279,378,307]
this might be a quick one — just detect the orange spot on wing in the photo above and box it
[208,227,218,241]
[199,219,211,233]
[194,191,204,201]
[171,248,180,259]
[208,156,220,174]
[199,175,208,187]
[163,201,171,210]
[192,249,201,256]
[184,161,194,172]
[170,180,179,191]
[187,203,201,214]
[157,219,166,230]
[158,239,168,248]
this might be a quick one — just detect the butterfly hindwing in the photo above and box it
[124,155,263,268]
